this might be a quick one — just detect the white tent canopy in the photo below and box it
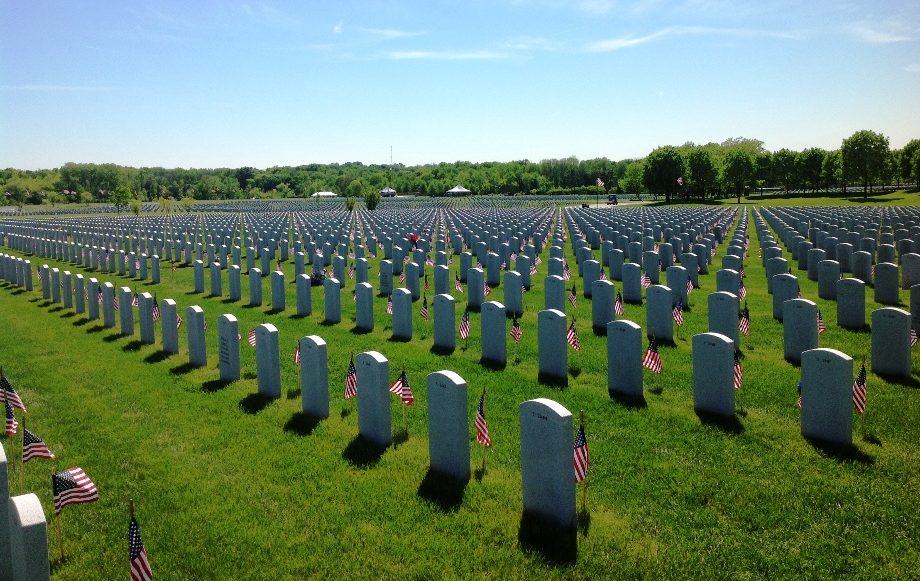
[311,191,337,198]
[380,186,397,196]
[446,185,471,196]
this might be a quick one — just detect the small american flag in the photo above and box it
[738,281,747,300]
[1,374,25,412]
[386,294,393,315]
[568,285,577,307]
[420,295,429,320]
[738,307,751,336]
[510,317,523,343]
[643,337,662,374]
[911,328,918,347]
[614,292,625,316]
[132,293,139,308]
[563,263,572,281]
[483,284,492,297]
[733,350,743,391]
[529,263,537,275]
[129,516,153,581]
[596,177,605,188]
[535,255,542,266]
[455,275,464,293]
[176,313,183,329]
[566,321,582,351]
[389,369,414,405]
[52,467,98,514]
[475,392,491,446]
[740,266,746,279]
[817,309,827,334]
[852,363,867,415]
[424,274,430,290]
[459,309,471,339]
[640,273,652,288]
[23,428,56,462]
[599,270,608,281]
[686,278,694,295]
[672,299,684,326]
[573,422,589,483]
[293,343,301,365]
[347,264,354,279]
[248,328,257,347]
[98,288,104,305]
[344,356,358,399]
[113,295,119,311]
[5,400,17,436]
[151,301,160,322]
[796,381,802,410]
[37,269,43,280]
[399,272,406,283]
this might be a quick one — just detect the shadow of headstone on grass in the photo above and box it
[342,434,386,468]
[417,468,467,512]
[517,511,577,565]
[283,411,323,436]
[239,393,274,414]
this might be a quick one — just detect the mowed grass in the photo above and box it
[1,205,919,579]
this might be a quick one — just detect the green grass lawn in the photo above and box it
[1,204,918,579]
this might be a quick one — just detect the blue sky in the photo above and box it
[1,0,918,170]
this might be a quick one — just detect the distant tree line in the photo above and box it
[2,130,917,207]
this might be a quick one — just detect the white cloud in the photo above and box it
[385,50,509,61]
[502,36,564,51]
[587,25,801,52]
[1,84,116,92]
[587,28,675,51]
[906,63,920,73]
[358,27,422,40]
[333,20,344,34]
[846,23,912,43]
[578,0,615,15]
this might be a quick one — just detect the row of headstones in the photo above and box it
[0,444,49,580]
[750,213,918,378]
[752,211,916,326]
[760,207,920,292]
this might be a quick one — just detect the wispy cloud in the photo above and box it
[241,3,300,27]
[385,50,509,61]
[587,25,801,51]
[2,84,117,92]
[578,0,615,14]
[333,20,344,34]
[845,23,913,43]
[502,36,564,51]
[906,63,920,73]
[358,27,422,40]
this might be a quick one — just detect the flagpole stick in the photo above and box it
[52,470,64,562]
[20,414,25,495]
[580,410,588,514]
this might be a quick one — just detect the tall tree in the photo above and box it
[841,129,889,198]
[687,148,716,201]
[899,139,920,185]
[642,146,684,203]
[723,149,755,203]
[773,149,797,194]
[797,147,825,195]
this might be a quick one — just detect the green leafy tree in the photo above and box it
[899,139,920,185]
[621,161,645,200]
[642,146,684,203]
[842,130,889,198]
[755,151,773,196]
[179,196,196,212]
[797,148,825,195]
[344,197,356,212]
[723,149,755,203]
[821,150,842,193]
[110,185,131,212]
[687,148,717,201]
[364,189,381,211]
[772,149,797,194]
